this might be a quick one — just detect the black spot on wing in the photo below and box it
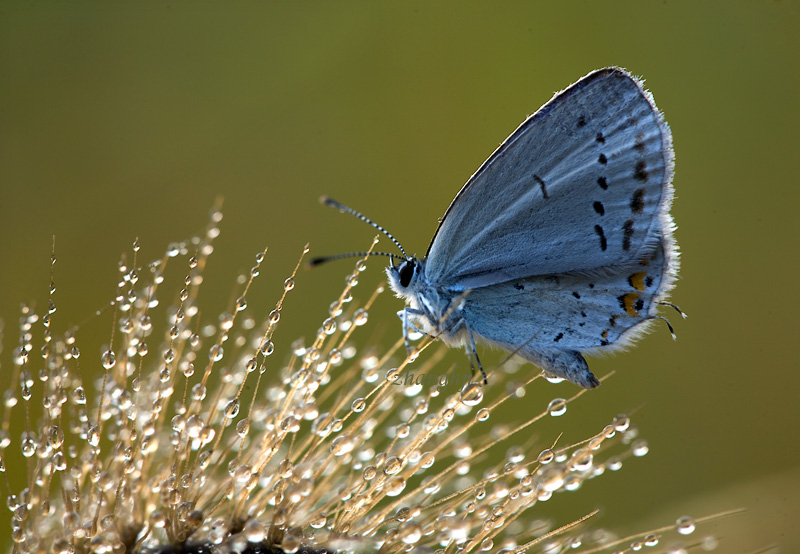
[634,133,646,153]
[577,115,587,128]
[634,160,648,182]
[595,132,605,144]
[572,292,581,299]
[514,283,524,291]
[631,188,645,214]
[598,153,608,165]
[533,174,548,199]
[597,176,608,190]
[593,201,605,215]
[553,332,564,343]
[594,225,607,251]
[622,220,635,251]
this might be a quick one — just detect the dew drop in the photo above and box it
[353,309,368,326]
[330,436,355,456]
[244,519,265,543]
[675,516,695,535]
[383,456,403,475]
[72,387,86,405]
[101,350,116,370]
[631,439,649,457]
[547,398,567,417]
[398,521,422,545]
[613,414,630,431]
[322,318,336,335]
[537,449,554,464]
[460,383,484,407]
[351,398,366,413]
[224,400,239,419]
[644,534,659,546]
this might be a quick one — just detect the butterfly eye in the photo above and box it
[398,260,415,288]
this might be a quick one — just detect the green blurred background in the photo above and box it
[2,1,799,550]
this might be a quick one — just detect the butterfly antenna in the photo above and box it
[320,196,408,259]
[309,251,402,267]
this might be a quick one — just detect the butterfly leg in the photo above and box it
[398,307,427,361]
[448,318,487,385]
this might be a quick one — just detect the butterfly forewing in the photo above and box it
[424,68,674,291]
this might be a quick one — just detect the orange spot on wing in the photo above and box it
[620,292,641,317]
[629,271,647,291]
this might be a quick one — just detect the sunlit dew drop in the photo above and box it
[475,408,490,422]
[224,400,239,419]
[101,350,116,370]
[233,464,252,484]
[644,534,659,546]
[322,318,336,335]
[353,309,368,326]
[191,384,207,402]
[208,345,224,362]
[87,426,100,447]
[269,310,281,324]
[72,387,86,405]
[244,519,265,543]
[613,414,630,432]
[385,477,406,497]
[459,383,484,407]
[606,456,623,471]
[675,516,696,535]
[235,296,247,311]
[328,301,343,317]
[309,514,327,529]
[547,398,567,417]
[384,456,403,475]
[20,433,37,458]
[351,398,366,413]
[570,450,593,472]
[631,439,649,457]
[537,449,555,465]
[398,521,422,545]
[330,435,355,456]
[284,277,295,291]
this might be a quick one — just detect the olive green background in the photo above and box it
[2,2,799,550]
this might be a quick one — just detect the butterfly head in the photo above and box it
[387,257,425,298]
